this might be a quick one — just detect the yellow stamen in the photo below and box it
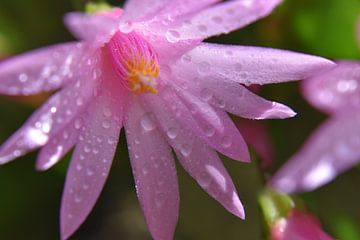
[126,56,159,94]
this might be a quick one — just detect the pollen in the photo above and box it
[107,31,160,94]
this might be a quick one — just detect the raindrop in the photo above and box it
[180,144,192,157]
[205,125,215,137]
[103,107,112,117]
[155,192,165,208]
[197,61,210,75]
[198,171,211,188]
[18,73,29,83]
[84,145,91,153]
[87,168,94,176]
[76,97,84,106]
[211,16,223,24]
[76,164,83,171]
[74,119,82,130]
[197,25,207,32]
[200,88,212,101]
[102,120,111,129]
[221,136,232,148]
[167,127,178,139]
[166,30,180,43]
[119,21,133,33]
[140,112,157,131]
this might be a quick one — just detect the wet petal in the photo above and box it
[156,87,250,162]
[64,12,120,46]
[176,43,335,85]
[122,0,169,22]
[302,61,360,114]
[270,113,360,193]
[36,121,79,171]
[125,98,179,240]
[0,43,87,95]
[0,53,101,165]
[60,76,123,240]
[173,70,296,119]
[165,0,282,40]
[144,94,244,218]
[237,120,274,167]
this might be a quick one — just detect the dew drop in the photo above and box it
[74,119,82,129]
[180,144,192,157]
[167,127,178,139]
[166,30,180,43]
[140,112,157,131]
[103,107,112,117]
[221,136,232,148]
[200,88,212,101]
[18,73,29,83]
[155,192,165,208]
[205,125,215,137]
[102,120,111,129]
[197,62,210,75]
[198,171,211,188]
[211,16,223,24]
[197,25,207,32]
[86,168,94,176]
[76,97,84,106]
[119,21,133,33]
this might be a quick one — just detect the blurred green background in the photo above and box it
[0,0,360,239]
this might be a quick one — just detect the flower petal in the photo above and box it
[157,87,250,162]
[122,0,169,22]
[64,13,120,46]
[172,68,296,119]
[302,61,360,114]
[0,53,101,165]
[36,121,79,171]
[165,0,283,40]
[0,43,87,95]
[60,77,123,240]
[237,120,274,168]
[177,43,335,85]
[144,94,244,218]
[125,98,179,240]
[270,113,360,193]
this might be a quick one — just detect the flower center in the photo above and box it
[107,31,160,94]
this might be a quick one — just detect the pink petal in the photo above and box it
[124,98,179,240]
[0,53,101,165]
[60,76,123,240]
[36,121,79,171]
[177,43,335,85]
[237,119,274,168]
[157,0,220,20]
[172,67,296,119]
[154,86,250,162]
[0,43,87,95]
[122,0,169,22]
[284,210,334,240]
[302,61,360,114]
[165,0,283,41]
[143,94,245,218]
[64,13,119,46]
[270,113,360,193]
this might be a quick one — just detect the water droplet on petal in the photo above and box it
[166,30,180,43]
[167,127,178,139]
[140,112,157,131]
[198,171,211,188]
[200,88,212,101]
[205,125,215,137]
[180,144,192,157]
[221,136,232,148]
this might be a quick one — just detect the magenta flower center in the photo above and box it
[107,31,160,94]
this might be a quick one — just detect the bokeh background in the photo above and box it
[0,0,360,239]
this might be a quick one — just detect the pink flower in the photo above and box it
[270,20,360,193]
[0,1,334,239]
[270,61,360,193]
[271,210,334,240]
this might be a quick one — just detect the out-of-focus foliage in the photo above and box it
[0,0,359,239]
